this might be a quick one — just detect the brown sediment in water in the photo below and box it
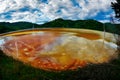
[0,28,118,71]
[0,28,114,41]
[74,32,100,40]
[1,32,86,70]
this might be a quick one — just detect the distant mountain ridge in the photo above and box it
[0,18,120,34]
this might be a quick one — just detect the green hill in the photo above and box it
[0,18,120,34]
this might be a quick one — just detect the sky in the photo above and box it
[0,0,117,24]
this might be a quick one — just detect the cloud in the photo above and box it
[0,0,116,24]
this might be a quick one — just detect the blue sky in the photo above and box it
[0,0,116,24]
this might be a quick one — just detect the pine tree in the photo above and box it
[111,0,120,19]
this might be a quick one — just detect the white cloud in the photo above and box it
[99,20,110,23]
[0,0,117,24]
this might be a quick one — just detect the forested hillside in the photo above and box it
[0,18,120,34]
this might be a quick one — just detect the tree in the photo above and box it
[111,0,120,19]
